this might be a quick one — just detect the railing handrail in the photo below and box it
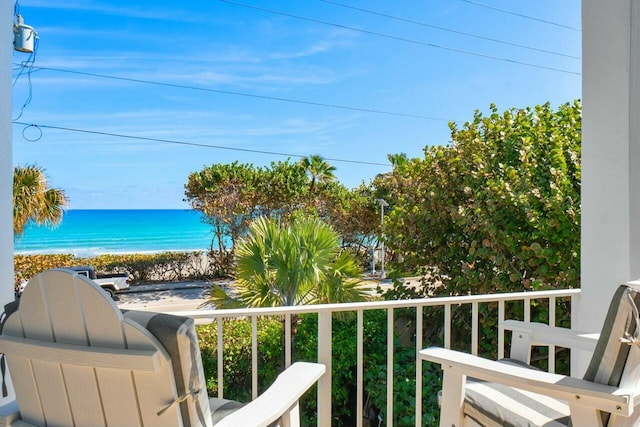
[174,287,581,318]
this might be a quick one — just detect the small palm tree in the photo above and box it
[209,215,367,361]
[13,165,68,237]
[210,215,367,308]
[299,154,336,195]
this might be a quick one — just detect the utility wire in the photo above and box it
[12,121,393,167]
[460,0,581,32]
[19,65,454,121]
[319,0,580,60]
[218,0,581,76]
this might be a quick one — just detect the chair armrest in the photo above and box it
[502,320,599,351]
[215,362,326,427]
[501,320,599,363]
[420,347,633,416]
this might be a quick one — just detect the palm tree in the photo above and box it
[209,215,367,361]
[13,165,68,237]
[299,155,336,195]
[209,215,367,308]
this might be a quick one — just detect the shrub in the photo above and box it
[14,251,226,289]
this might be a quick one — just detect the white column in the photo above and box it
[0,0,15,407]
[580,1,640,334]
[1,0,14,298]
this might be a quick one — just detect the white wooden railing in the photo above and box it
[176,288,581,427]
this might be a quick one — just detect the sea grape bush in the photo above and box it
[377,101,581,295]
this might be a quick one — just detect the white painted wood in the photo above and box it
[581,0,640,341]
[501,320,599,354]
[508,327,533,364]
[252,315,258,400]
[498,300,505,359]
[386,307,393,427]
[471,302,478,356]
[357,310,363,427]
[415,305,423,427]
[317,312,332,427]
[0,0,14,406]
[285,314,292,368]
[217,319,223,399]
[215,362,325,427]
[609,344,640,427]
[568,402,604,427]
[438,370,465,427]
[1,270,183,427]
[178,288,578,426]
[420,347,633,415]
[0,335,160,370]
[444,304,451,349]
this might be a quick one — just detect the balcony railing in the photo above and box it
[176,288,581,426]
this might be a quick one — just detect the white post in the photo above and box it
[377,199,388,279]
[317,312,332,427]
[580,0,640,371]
[380,206,385,278]
[0,0,16,406]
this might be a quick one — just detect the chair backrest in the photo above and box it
[583,283,640,426]
[0,269,193,427]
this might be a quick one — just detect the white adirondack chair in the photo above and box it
[421,281,640,427]
[0,269,325,427]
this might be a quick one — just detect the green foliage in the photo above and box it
[210,216,367,308]
[184,160,308,253]
[377,101,582,295]
[13,251,221,289]
[184,159,380,267]
[13,165,68,237]
[196,318,283,402]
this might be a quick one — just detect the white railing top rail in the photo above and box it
[175,288,581,318]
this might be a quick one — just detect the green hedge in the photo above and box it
[14,251,226,289]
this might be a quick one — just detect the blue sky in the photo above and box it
[11,0,581,209]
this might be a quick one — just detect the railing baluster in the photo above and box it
[252,315,258,399]
[387,307,394,427]
[524,297,531,323]
[285,313,292,368]
[415,305,423,427]
[318,311,332,427]
[549,296,556,373]
[444,304,451,349]
[570,293,581,377]
[472,302,479,356]
[498,300,505,359]
[217,317,224,398]
[357,310,363,427]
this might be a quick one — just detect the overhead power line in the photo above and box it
[218,0,581,76]
[460,0,581,32]
[12,121,393,167]
[22,65,451,121]
[319,0,580,60]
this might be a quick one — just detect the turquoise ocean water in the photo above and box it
[14,210,214,256]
